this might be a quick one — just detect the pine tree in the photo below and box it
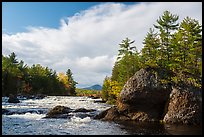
[172,17,202,87]
[66,68,77,95]
[117,37,136,60]
[154,10,179,69]
[141,28,160,68]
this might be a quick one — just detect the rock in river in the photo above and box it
[8,94,20,103]
[73,108,96,113]
[44,105,72,118]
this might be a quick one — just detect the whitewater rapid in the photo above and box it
[2,96,129,135]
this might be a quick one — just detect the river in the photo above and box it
[2,96,202,135]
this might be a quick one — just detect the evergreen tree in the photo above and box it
[154,10,179,69]
[141,28,160,68]
[117,37,136,60]
[66,68,77,95]
[113,38,141,85]
[171,17,202,87]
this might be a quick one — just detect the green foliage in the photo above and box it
[101,76,111,102]
[2,53,77,96]
[102,38,142,104]
[154,10,179,69]
[117,37,136,60]
[141,28,160,68]
[112,38,141,85]
[75,88,101,97]
[66,69,78,95]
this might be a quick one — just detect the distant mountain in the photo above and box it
[82,84,102,90]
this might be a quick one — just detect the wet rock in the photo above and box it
[91,96,100,99]
[44,105,72,118]
[163,87,202,125]
[8,94,20,103]
[94,108,110,120]
[99,106,130,121]
[35,94,47,99]
[73,108,96,113]
[93,100,106,103]
[73,112,94,119]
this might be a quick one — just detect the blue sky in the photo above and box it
[2,2,136,34]
[2,2,202,88]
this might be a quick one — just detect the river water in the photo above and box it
[2,96,202,135]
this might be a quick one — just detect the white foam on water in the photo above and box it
[71,116,91,124]
[5,112,45,120]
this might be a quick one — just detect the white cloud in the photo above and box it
[2,2,202,88]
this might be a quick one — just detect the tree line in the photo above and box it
[101,11,202,104]
[2,52,77,96]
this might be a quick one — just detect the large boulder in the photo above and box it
[96,68,172,122]
[163,87,202,125]
[8,94,20,103]
[116,68,172,122]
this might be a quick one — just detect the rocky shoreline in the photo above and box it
[95,68,202,125]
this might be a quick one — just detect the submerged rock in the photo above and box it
[8,94,20,103]
[163,87,202,125]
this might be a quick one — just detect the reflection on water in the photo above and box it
[116,121,169,135]
[164,124,202,135]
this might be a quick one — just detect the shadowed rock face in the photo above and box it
[163,88,202,125]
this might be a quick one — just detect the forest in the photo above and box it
[2,52,77,96]
[101,11,202,104]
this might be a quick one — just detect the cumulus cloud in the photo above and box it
[2,2,202,88]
